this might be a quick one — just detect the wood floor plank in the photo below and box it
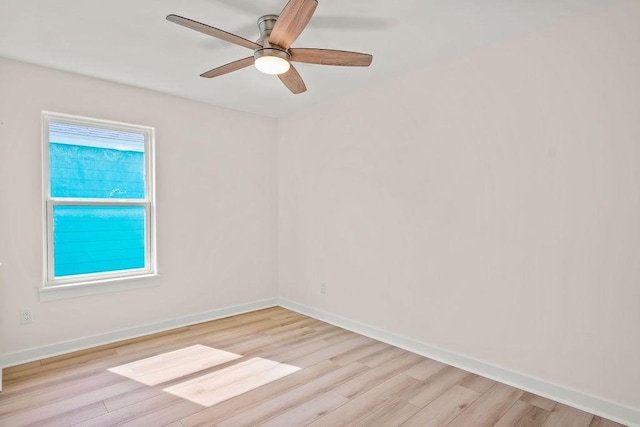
[0,370,122,416]
[458,372,497,394]
[77,392,185,427]
[521,391,558,411]
[308,373,422,426]
[118,399,204,427]
[109,345,229,374]
[1,348,123,389]
[404,358,447,381]
[406,365,471,408]
[23,401,108,427]
[108,344,242,386]
[262,334,341,364]
[260,317,321,335]
[266,309,305,322]
[358,345,406,368]
[401,384,480,427]
[1,348,166,395]
[589,416,627,427]
[495,400,553,427]
[330,341,390,367]
[179,360,339,426]
[112,319,277,357]
[290,335,374,368]
[264,324,317,341]
[518,406,554,427]
[39,347,120,368]
[225,323,344,360]
[258,391,349,427]
[324,329,358,344]
[0,379,143,426]
[234,324,347,358]
[215,362,370,427]
[163,357,300,407]
[446,382,524,427]
[0,307,625,427]
[354,399,421,427]
[101,326,191,356]
[543,403,595,427]
[335,351,424,400]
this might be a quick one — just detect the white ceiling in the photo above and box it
[0,0,616,118]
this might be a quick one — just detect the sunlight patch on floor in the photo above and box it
[163,357,301,407]
[108,345,301,407]
[108,344,242,386]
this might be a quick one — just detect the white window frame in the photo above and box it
[41,111,157,299]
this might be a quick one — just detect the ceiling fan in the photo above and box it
[167,0,373,94]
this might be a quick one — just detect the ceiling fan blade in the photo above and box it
[200,57,255,78]
[290,48,373,66]
[269,0,318,50]
[278,65,307,94]
[167,14,261,50]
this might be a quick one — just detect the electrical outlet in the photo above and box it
[20,308,32,325]
[320,283,327,294]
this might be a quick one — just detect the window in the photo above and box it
[42,112,156,292]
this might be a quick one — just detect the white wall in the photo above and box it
[0,58,278,356]
[278,1,640,412]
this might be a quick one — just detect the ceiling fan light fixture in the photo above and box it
[254,48,291,75]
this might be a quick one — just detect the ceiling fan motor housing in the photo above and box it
[256,15,279,46]
[255,15,289,57]
[254,14,291,74]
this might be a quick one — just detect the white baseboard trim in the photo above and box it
[0,298,278,370]
[278,297,639,427]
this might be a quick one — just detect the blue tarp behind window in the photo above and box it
[49,121,147,277]
[53,206,146,277]
[49,121,145,199]
[50,143,145,199]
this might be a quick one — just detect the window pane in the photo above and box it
[49,122,145,199]
[53,205,146,277]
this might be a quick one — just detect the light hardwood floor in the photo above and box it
[0,307,626,426]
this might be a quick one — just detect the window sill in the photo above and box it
[39,274,160,302]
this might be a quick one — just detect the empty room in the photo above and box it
[0,0,638,426]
